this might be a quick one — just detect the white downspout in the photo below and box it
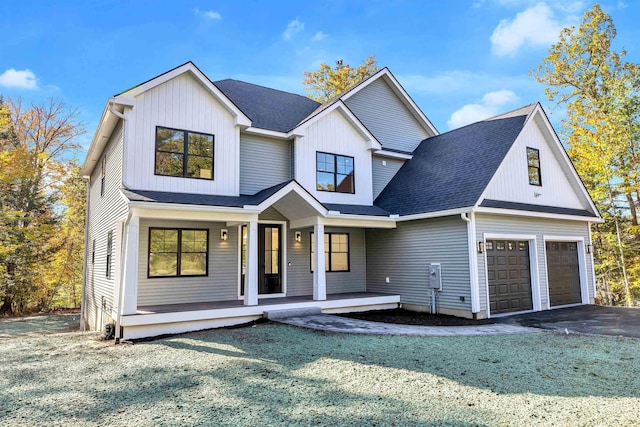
[461,212,481,316]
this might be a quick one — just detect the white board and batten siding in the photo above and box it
[344,77,430,153]
[482,114,590,210]
[372,155,405,199]
[286,227,367,296]
[240,134,292,195]
[295,109,373,205]
[366,216,471,312]
[475,214,595,313]
[84,121,128,330]
[137,219,239,307]
[124,72,240,196]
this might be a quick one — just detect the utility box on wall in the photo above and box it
[429,263,442,290]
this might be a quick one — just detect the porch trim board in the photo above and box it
[120,294,400,329]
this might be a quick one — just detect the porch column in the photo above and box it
[244,220,259,306]
[313,223,327,301]
[120,216,139,315]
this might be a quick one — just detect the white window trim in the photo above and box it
[542,235,589,308]
[481,233,541,318]
[237,220,288,299]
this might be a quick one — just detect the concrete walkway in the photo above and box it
[274,314,539,336]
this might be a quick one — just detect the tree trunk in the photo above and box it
[626,192,638,226]
[613,215,633,307]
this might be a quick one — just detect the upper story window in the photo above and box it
[316,152,354,193]
[155,126,214,180]
[526,147,541,186]
[100,156,106,197]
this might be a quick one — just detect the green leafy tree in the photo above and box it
[303,55,379,102]
[532,4,640,306]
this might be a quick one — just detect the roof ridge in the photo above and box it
[214,78,320,104]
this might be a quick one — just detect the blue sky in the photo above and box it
[1,0,637,161]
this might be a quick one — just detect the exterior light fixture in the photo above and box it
[295,231,302,243]
[586,243,592,254]
[221,229,228,241]
[478,241,485,254]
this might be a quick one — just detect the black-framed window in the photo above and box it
[100,157,106,197]
[148,228,208,278]
[527,147,541,186]
[316,152,354,193]
[310,232,350,272]
[91,239,96,264]
[106,231,113,278]
[155,126,214,180]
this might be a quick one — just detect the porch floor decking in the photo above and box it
[137,292,398,315]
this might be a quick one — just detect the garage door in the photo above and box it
[487,240,533,314]
[546,241,582,306]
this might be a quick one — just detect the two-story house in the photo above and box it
[80,62,601,340]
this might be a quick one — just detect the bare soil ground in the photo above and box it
[339,308,496,326]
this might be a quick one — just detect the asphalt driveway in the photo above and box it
[499,305,640,338]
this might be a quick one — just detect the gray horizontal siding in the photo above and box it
[137,219,239,306]
[240,134,291,195]
[372,155,405,199]
[84,120,127,331]
[475,214,595,312]
[366,216,471,311]
[344,78,429,153]
[286,226,366,296]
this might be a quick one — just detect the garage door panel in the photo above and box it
[487,240,533,315]
[546,241,581,306]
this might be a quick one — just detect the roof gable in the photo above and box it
[375,110,530,216]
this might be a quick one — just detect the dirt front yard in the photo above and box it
[0,315,639,426]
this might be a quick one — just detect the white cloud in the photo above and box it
[0,68,38,89]
[283,19,304,40]
[312,31,328,41]
[193,8,221,20]
[490,2,563,55]
[447,90,519,129]
[398,70,535,97]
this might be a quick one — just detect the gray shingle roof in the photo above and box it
[480,199,597,217]
[213,79,321,133]
[375,108,533,215]
[324,203,389,216]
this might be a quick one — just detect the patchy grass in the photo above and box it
[0,320,639,426]
[0,312,80,338]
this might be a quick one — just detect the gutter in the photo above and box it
[461,212,481,315]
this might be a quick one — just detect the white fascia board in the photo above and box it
[127,201,260,222]
[289,215,396,229]
[243,127,290,139]
[373,149,413,160]
[122,62,251,128]
[474,206,604,223]
[395,207,473,222]
[341,68,439,136]
[249,182,328,215]
[109,96,135,108]
[80,103,124,177]
[291,101,382,150]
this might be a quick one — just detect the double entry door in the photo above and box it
[241,224,282,296]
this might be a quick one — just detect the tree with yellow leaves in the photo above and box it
[303,55,379,102]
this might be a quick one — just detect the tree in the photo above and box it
[303,55,379,102]
[0,98,85,315]
[532,4,640,306]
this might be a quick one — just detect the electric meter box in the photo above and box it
[429,263,442,290]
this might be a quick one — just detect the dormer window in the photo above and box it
[316,152,354,193]
[527,147,541,186]
[155,126,214,180]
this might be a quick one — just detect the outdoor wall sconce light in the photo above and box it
[586,243,592,254]
[295,231,302,243]
[221,229,228,241]
[477,241,485,254]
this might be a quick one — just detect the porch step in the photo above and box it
[263,307,322,320]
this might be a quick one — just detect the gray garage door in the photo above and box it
[487,240,533,315]
[546,241,582,306]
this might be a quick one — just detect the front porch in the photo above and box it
[121,292,400,339]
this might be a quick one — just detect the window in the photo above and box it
[316,152,354,193]
[100,157,106,197]
[91,239,96,264]
[310,232,350,272]
[148,228,208,278]
[155,126,214,180]
[527,147,541,186]
[106,231,113,278]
